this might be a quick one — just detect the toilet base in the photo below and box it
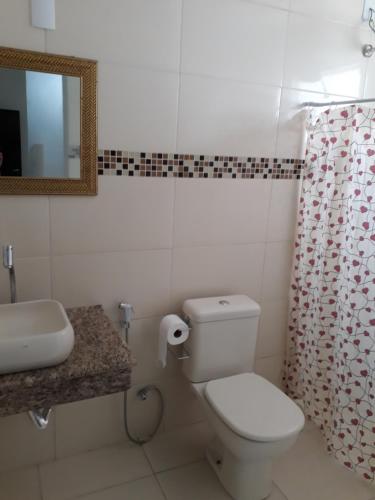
[206,437,273,500]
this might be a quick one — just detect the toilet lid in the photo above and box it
[204,373,305,442]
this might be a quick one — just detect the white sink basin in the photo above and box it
[0,300,74,375]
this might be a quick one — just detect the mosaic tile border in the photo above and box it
[97,150,304,179]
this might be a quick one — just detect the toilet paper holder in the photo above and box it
[168,344,190,361]
[168,313,191,360]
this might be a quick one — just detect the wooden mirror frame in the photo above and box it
[0,46,97,195]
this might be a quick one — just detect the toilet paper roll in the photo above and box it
[159,314,189,368]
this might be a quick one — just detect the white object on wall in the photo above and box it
[362,0,375,21]
[31,0,55,30]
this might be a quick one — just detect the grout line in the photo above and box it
[258,185,274,302]
[70,472,154,500]
[175,0,184,153]
[47,196,54,301]
[240,0,290,14]
[272,480,290,500]
[169,178,178,312]
[51,247,173,258]
[285,8,368,29]
[51,237,294,260]
[153,457,207,477]
[140,443,162,483]
[178,68,284,91]
[36,464,45,500]
[153,473,169,500]
[274,9,291,156]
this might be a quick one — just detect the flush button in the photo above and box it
[219,300,230,306]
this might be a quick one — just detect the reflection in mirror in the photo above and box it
[0,68,80,179]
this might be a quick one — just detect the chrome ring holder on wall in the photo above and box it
[363,8,375,57]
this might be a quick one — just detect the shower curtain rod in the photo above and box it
[303,97,375,107]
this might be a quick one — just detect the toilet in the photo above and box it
[181,295,304,500]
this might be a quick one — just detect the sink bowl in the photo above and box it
[0,300,74,375]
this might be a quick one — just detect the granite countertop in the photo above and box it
[0,305,136,417]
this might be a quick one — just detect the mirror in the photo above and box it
[0,69,80,179]
[0,47,97,195]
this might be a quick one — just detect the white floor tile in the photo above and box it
[157,459,288,500]
[39,442,152,500]
[273,427,375,500]
[0,466,41,500]
[157,461,231,500]
[77,476,165,500]
[143,422,213,473]
[269,484,288,500]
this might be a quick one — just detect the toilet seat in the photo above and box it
[204,373,305,442]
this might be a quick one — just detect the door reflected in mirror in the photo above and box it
[0,68,80,179]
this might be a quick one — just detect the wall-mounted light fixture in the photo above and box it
[31,0,55,30]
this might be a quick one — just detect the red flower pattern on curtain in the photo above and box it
[285,105,375,482]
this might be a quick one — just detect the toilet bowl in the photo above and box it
[191,373,304,500]
[180,295,305,500]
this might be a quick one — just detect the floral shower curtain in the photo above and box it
[285,105,375,481]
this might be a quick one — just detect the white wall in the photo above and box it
[0,0,373,471]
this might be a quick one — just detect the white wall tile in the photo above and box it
[0,0,45,51]
[160,376,205,431]
[255,354,284,388]
[177,74,281,156]
[47,0,182,71]
[363,33,375,98]
[0,257,51,304]
[267,179,299,242]
[99,64,179,151]
[174,179,271,247]
[0,412,55,472]
[50,177,174,255]
[289,0,363,26]
[262,241,293,300]
[284,14,367,97]
[52,250,171,320]
[256,299,288,358]
[55,394,125,459]
[364,64,375,98]
[128,317,179,386]
[276,88,356,159]
[276,88,309,159]
[0,197,50,258]
[0,466,42,500]
[124,382,167,439]
[181,0,288,86]
[171,243,265,310]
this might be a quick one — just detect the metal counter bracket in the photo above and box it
[28,408,52,430]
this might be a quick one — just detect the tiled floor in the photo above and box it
[1,421,375,500]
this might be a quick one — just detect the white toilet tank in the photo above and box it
[182,295,261,383]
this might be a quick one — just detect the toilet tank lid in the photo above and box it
[182,295,260,323]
